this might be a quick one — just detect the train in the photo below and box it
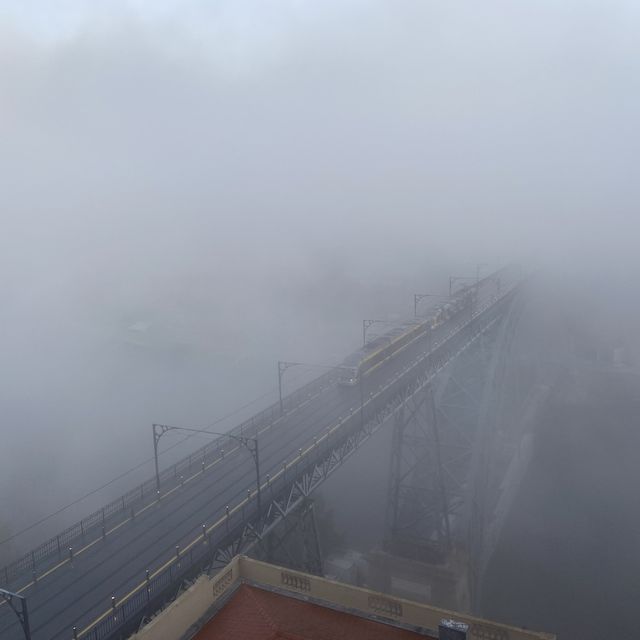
[338,285,478,386]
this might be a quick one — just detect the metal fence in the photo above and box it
[79,438,321,640]
[0,365,341,587]
[2,268,514,586]
[74,286,517,640]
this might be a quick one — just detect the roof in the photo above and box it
[194,583,431,640]
[130,556,555,640]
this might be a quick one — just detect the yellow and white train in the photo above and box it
[338,286,477,386]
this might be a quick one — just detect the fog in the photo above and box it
[1,2,640,633]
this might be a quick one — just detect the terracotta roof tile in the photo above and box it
[195,584,432,640]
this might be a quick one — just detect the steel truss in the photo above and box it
[204,286,520,576]
[82,286,520,640]
[465,293,532,610]
[385,384,454,563]
[383,286,527,612]
[251,498,323,576]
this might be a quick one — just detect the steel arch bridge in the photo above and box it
[0,268,536,640]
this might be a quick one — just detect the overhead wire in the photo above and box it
[0,385,278,547]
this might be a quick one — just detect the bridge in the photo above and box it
[0,266,536,640]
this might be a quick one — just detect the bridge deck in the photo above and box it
[0,277,507,640]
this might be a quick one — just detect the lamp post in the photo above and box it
[278,360,352,415]
[413,293,448,318]
[152,424,261,518]
[448,276,478,297]
[278,361,303,415]
[362,318,395,347]
[0,589,31,640]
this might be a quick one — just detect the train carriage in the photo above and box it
[338,283,478,386]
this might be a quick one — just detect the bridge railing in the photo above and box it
[3,271,517,588]
[78,329,473,639]
[0,361,342,587]
[75,287,519,640]
[80,424,342,639]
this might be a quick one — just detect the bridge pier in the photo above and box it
[252,498,324,576]
[383,292,529,613]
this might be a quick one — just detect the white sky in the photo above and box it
[3,0,640,534]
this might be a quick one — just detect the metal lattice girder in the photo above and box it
[203,288,518,563]
[79,285,521,640]
[252,499,323,576]
[383,287,531,578]
[463,293,536,610]
[384,315,506,555]
[213,288,519,567]
[385,386,453,554]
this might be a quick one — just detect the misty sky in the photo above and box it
[2,1,640,547]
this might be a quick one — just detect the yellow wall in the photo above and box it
[130,556,554,640]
